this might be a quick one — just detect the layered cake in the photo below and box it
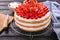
[14,0,51,32]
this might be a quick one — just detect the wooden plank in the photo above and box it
[0,6,8,10]
[0,0,14,2]
[0,10,13,15]
[0,2,9,6]
[0,0,23,2]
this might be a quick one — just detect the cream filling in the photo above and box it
[15,16,50,26]
[15,20,51,31]
[15,12,50,22]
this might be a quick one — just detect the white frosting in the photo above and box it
[15,20,51,31]
[15,12,50,22]
[8,2,21,9]
[15,16,50,26]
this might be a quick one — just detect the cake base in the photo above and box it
[15,20,51,32]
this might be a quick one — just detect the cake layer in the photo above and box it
[14,12,50,22]
[14,14,50,24]
[14,16,50,27]
[15,19,50,28]
[15,20,51,31]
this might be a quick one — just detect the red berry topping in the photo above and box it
[15,0,49,19]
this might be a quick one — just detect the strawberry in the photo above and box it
[25,13,29,19]
[15,0,49,19]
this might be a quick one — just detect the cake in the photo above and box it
[14,0,51,32]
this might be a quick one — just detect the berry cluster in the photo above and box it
[24,0,37,4]
[15,3,49,19]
